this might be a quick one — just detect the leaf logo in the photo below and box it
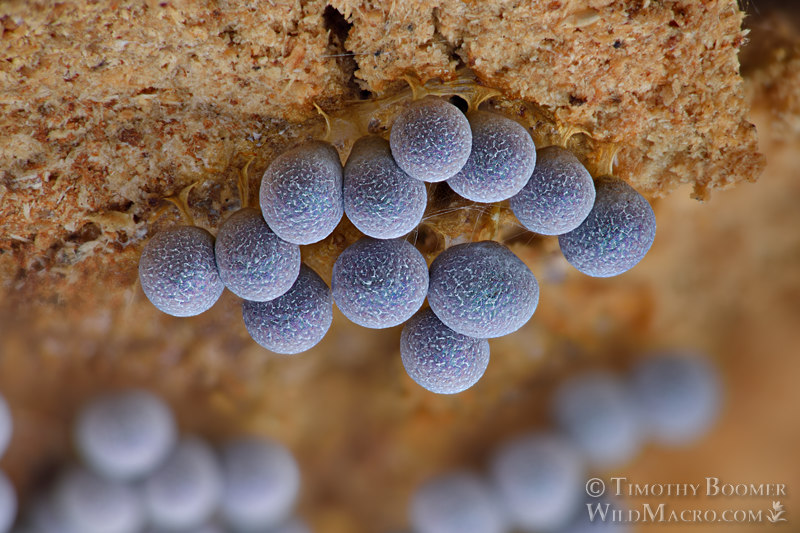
[767,501,787,523]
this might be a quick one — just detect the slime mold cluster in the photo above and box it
[138,70,657,395]
[410,351,722,533]
[3,389,309,533]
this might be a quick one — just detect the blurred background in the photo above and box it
[1,1,799,532]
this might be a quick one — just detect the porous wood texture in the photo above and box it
[0,0,763,300]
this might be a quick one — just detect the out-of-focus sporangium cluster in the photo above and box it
[0,389,310,533]
[409,351,723,533]
[138,80,657,395]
